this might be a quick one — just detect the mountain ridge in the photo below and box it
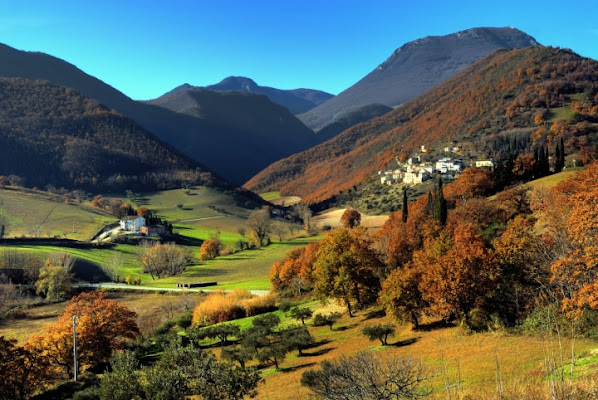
[298,27,539,131]
[245,46,598,203]
[0,43,317,185]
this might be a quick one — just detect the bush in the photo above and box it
[278,300,293,312]
[191,290,274,326]
[176,310,193,329]
[313,312,341,330]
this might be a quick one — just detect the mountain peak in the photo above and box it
[211,76,258,92]
[298,26,539,131]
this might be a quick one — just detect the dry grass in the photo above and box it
[252,306,598,400]
[312,208,389,230]
[0,291,206,342]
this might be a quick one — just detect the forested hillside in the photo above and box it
[0,43,318,184]
[0,77,213,191]
[246,46,598,203]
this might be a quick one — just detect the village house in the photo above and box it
[120,216,146,232]
[403,169,430,185]
[475,159,495,169]
[436,158,464,174]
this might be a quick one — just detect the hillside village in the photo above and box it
[378,143,495,186]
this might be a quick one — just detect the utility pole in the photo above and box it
[73,315,78,381]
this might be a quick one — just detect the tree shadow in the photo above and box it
[415,320,455,332]
[279,362,317,373]
[390,337,418,347]
[300,347,335,357]
[335,323,359,331]
[361,309,386,321]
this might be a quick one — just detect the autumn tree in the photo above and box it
[0,336,46,400]
[379,265,426,329]
[340,208,361,229]
[551,186,598,317]
[136,206,152,219]
[26,291,139,380]
[34,258,72,300]
[418,223,499,324]
[200,239,222,261]
[269,242,319,295]
[247,209,272,247]
[91,194,108,210]
[314,227,383,316]
[141,243,188,279]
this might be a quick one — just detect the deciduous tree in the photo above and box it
[340,208,361,229]
[314,228,383,316]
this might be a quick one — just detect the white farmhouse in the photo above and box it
[120,216,146,232]
[475,160,495,169]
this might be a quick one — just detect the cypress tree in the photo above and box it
[426,191,434,216]
[433,178,447,226]
[554,142,562,173]
[559,137,566,170]
[401,188,408,223]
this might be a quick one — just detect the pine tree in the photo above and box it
[402,188,408,223]
[426,192,434,216]
[433,178,447,226]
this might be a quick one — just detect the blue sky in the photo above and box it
[1,0,596,100]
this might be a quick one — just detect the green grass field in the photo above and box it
[0,188,115,240]
[259,191,281,201]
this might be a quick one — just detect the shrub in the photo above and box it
[313,312,341,330]
[278,300,293,312]
[191,290,274,326]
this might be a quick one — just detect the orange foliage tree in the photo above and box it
[0,336,47,400]
[269,242,319,295]
[340,209,361,229]
[417,223,499,323]
[199,239,221,261]
[25,292,139,380]
[551,186,598,317]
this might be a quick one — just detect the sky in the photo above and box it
[1,0,597,100]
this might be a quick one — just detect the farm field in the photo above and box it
[0,188,115,241]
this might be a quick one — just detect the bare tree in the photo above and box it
[237,227,246,239]
[301,352,428,400]
[271,222,286,242]
[294,204,313,231]
[247,209,272,247]
[104,252,125,282]
[48,252,76,273]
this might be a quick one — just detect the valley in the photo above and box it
[1,10,598,400]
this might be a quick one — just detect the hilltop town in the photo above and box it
[378,143,495,186]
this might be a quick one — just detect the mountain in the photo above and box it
[245,46,598,203]
[0,77,210,191]
[0,43,317,185]
[298,27,539,131]
[316,104,393,142]
[203,76,334,114]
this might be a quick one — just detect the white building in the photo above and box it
[120,216,146,232]
[403,170,430,185]
[436,158,464,174]
[475,160,495,169]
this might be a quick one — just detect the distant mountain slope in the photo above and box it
[0,77,209,191]
[203,76,334,114]
[298,27,539,131]
[316,104,393,142]
[0,44,317,184]
[245,47,598,203]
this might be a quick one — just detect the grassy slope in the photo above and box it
[0,188,115,240]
